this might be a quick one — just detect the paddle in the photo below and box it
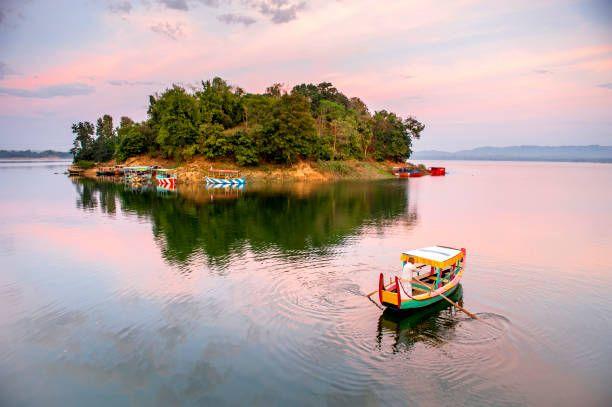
[408,278,479,320]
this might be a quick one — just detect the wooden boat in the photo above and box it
[378,246,466,311]
[124,166,153,185]
[205,168,245,185]
[96,166,115,176]
[155,168,177,188]
[392,167,424,178]
[67,165,84,176]
[429,167,446,176]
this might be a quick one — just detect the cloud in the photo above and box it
[0,83,95,98]
[150,22,185,39]
[255,0,306,23]
[217,13,256,26]
[158,0,190,10]
[0,0,26,26]
[533,69,552,74]
[108,79,161,86]
[157,0,220,11]
[597,83,612,89]
[108,1,133,14]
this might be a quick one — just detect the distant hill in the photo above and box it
[411,145,612,163]
[0,150,72,159]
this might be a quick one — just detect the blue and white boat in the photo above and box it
[205,168,246,185]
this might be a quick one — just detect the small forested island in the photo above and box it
[71,78,425,181]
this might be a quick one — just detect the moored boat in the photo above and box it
[378,246,466,311]
[96,166,116,176]
[429,167,446,176]
[155,168,177,188]
[123,166,153,185]
[392,166,424,178]
[205,168,245,185]
[67,165,84,176]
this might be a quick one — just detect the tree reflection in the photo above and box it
[72,178,416,267]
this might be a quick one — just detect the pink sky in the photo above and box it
[0,0,610,150]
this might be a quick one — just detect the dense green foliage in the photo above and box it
[72,78,424,164]
[70,115,117,162]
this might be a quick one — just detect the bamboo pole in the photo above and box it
[409,278,479,319]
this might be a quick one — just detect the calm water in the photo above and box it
[0,160,611,406]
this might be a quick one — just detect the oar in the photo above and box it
[407,279,479,320]
[438,292,479,319]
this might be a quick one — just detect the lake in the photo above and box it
[0,160,610,406]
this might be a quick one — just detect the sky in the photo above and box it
[0,0,610,151]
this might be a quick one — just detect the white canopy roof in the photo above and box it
[401,246,462,267]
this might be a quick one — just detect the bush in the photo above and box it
[316,160,351,175]
[75,160,96,169]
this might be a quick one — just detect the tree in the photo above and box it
[260,93,317,164]
[292,82,350,114]
[196,77,244,128]
[371,110,411,161]
[348,97,374,159]
[150,85,200,159]
[265,83,284,98]
[93,114,116,162]
[115,117,150,162]
[70,121,95,161]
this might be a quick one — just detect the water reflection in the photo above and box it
[72,178,416,267]
[376,285,463,353]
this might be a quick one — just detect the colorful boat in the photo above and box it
[429,167,446,176]
[378,246,466,311]
[155,168,177,188]
[123,166,153,185]
[392,167,424,178]
[205,168,245,185]
[67,165,84,176]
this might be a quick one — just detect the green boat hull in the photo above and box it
[385,284,460,311]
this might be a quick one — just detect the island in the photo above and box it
[70,78,425,181]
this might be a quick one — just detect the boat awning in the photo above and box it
[400,246,464,269]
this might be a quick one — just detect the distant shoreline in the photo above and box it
[411,145,612,163]
[411,157,612,163]
[0,150,72,160]
[0,158,72,162]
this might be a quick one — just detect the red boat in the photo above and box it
[392,167,424,178]
[429,167,446,176]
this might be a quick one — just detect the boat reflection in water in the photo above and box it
[376,285,464,353]
[205,182,244,201]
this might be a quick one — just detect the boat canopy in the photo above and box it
[401,246,464,269]
[209,168,240,174]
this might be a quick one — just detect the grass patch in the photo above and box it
[316,160,352,176]
[75,160,96,169]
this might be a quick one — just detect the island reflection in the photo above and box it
[73,179,416,267]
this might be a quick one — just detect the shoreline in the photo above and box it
[79,155,425,183]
